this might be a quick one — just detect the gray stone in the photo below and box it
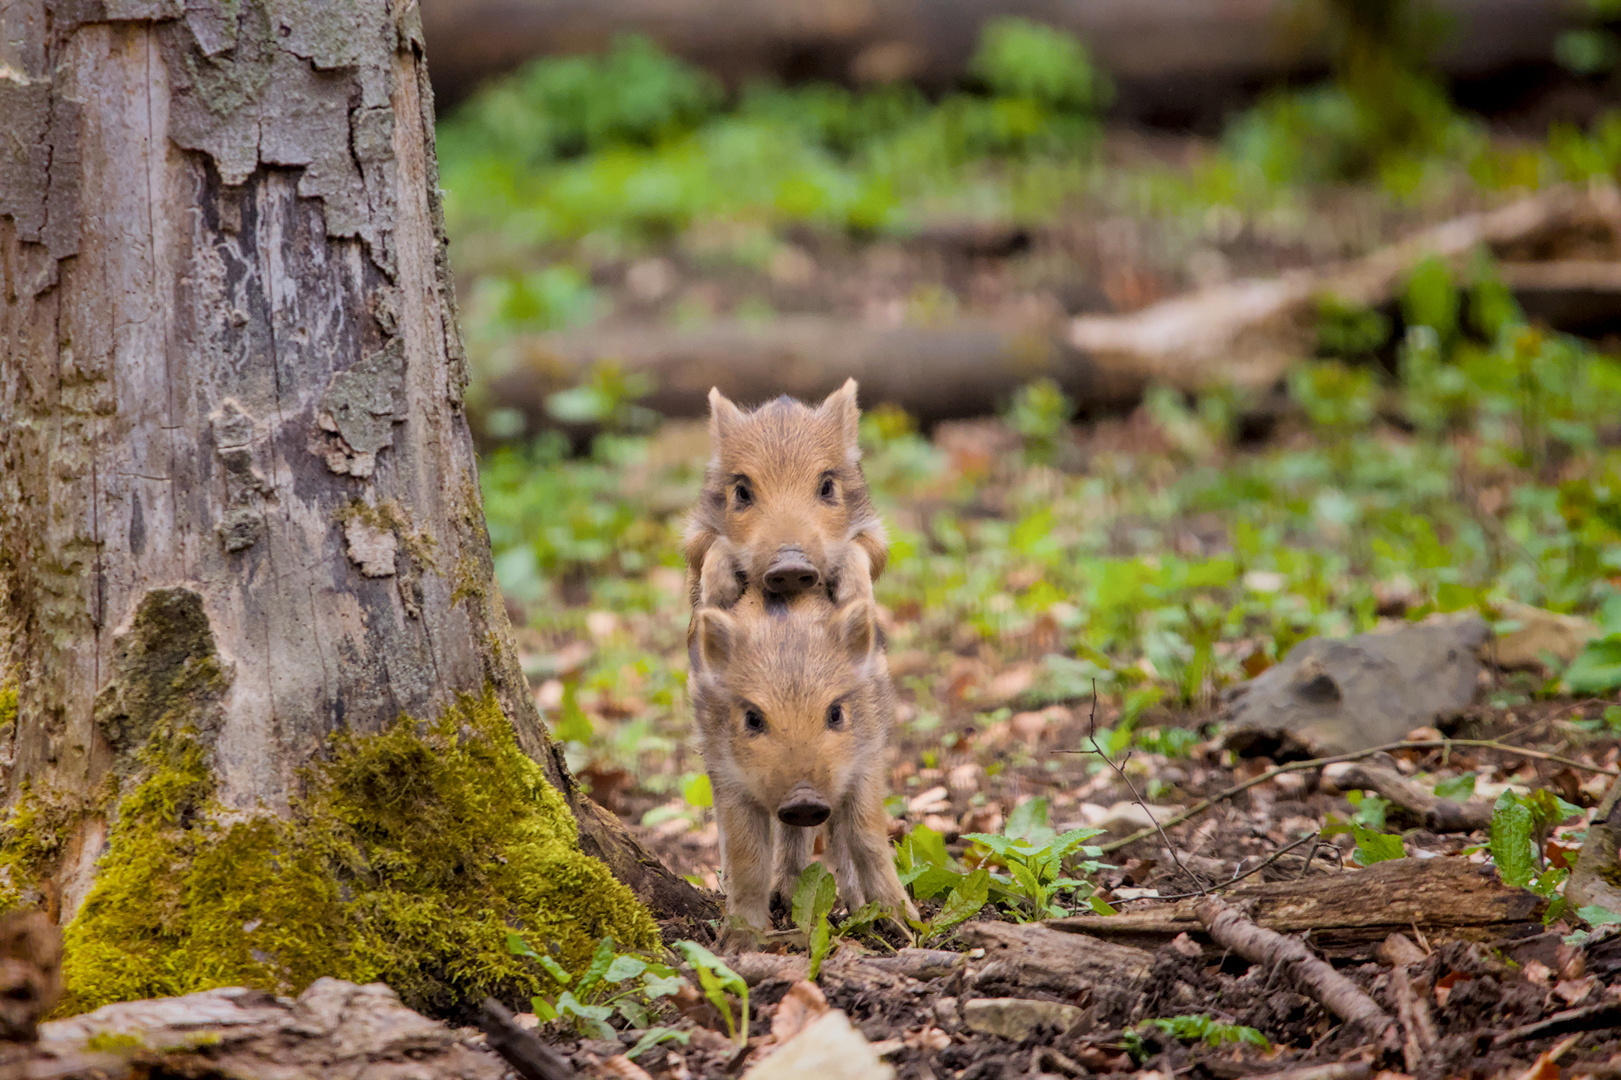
[961,997,1086,1041]
[1223,615,1490,754]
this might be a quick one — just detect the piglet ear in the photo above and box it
[708,387,745,446]
[835,598,877,661]
[694,607,737,672]
[818,378,860,458]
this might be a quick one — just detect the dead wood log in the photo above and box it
[481,187,1620,439]
[1195,896,1396,1040]
[956,920,1153,1024]
[1321,761,1495,834]
[17,980,507,1080]
[419,0,1576,112]
[478,999,577,1080]
[1047,857,1543,957]
[1567,777,1621,916]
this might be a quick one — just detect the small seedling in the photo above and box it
[507,934,687,1039]
[673,940,750,1046]
[1320,815,1405,865]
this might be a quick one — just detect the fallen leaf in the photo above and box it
[595,1056,654,1080]
[770,981,830,1046]
[1513,1033,1582,1080]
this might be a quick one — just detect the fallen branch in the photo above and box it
[1081,686,1206,894]
[1195,896,1396,1041]
[479,187,1620,439]
[1567,776,1621,915]
[1489,1002,1621,1049]
[477,999,576,1080]
[1049,856,1542,956]
[1096,738,1620,855]
[1147,831,1320,901]
[1320,760,1494,833]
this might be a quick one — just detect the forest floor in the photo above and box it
[482,376,1621,1077]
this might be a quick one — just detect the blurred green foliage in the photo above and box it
[480,251,1621,779]
[438,20,1109,249]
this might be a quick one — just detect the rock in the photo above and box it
[961,997,1086,1041]
[1223,615,1490,754]
[1494,601,1601,671]
[742,1009,893,1080]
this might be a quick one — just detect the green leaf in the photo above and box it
[1491,791,1537,887]
[808,917,833,979]
[625,1027,690,1061]
[1565,636,1621,695]
[576,937,617,995]
[1354,830,1406,865]
[1433,774,1476,802]
[1088,894,1118,916]
[506,932,544,962]
[537,954,572,986]
[1577,904,1621,927]
[532,996,559,1023]
[906,866,964,900]
[681,772,713,808]
[616,999,651,1028]
[641,972,687,999]
[933,868,990,932]
[1005,798,1056,847]
[604,955,648,983]
[791,863,837,934]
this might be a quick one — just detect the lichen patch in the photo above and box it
[344,518,397,577]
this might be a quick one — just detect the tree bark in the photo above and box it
[0,0,709,944]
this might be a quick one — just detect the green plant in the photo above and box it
[1564,594,1621,694]
[673,940,750,1045]
[1488,789,1580,890]
[545,362,661,434]
[1004,378,1075,464]
[791,863,838,978]
[894,824,992,937]
[963,800,1109,920]
[1433,773,1477,801]
[1555,0,1621,75]
[507,934,687,1038]
[1122,1014,1270,1062]
[1320,815,1405,865]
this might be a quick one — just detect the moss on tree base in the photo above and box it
[47,687,657,1018]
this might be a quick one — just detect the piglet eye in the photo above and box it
[826,703,845,729]
[733,481,753,509]
[743,708,766,734]
[818,474,837,503]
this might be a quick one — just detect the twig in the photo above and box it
[1092,738,1621,855]
[1143,832,1319,902]
[1195,896,1396,1042]
[1082,683,1206,895]
[1389,964,1437,1074]
[477,999,576,1080]
[1489,1002,1621,1049]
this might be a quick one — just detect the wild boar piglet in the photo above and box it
[684,379,887,612]
[690,589,913,930]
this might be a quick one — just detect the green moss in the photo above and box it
[60,687,657,1019]
[0,783,88,911]
[0,681,16,735]
[85,1032,145,1055]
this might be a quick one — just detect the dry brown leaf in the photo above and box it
[595,1055,655,1080]
[1513,1033,1582,1080]
[770,981,830,1046]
